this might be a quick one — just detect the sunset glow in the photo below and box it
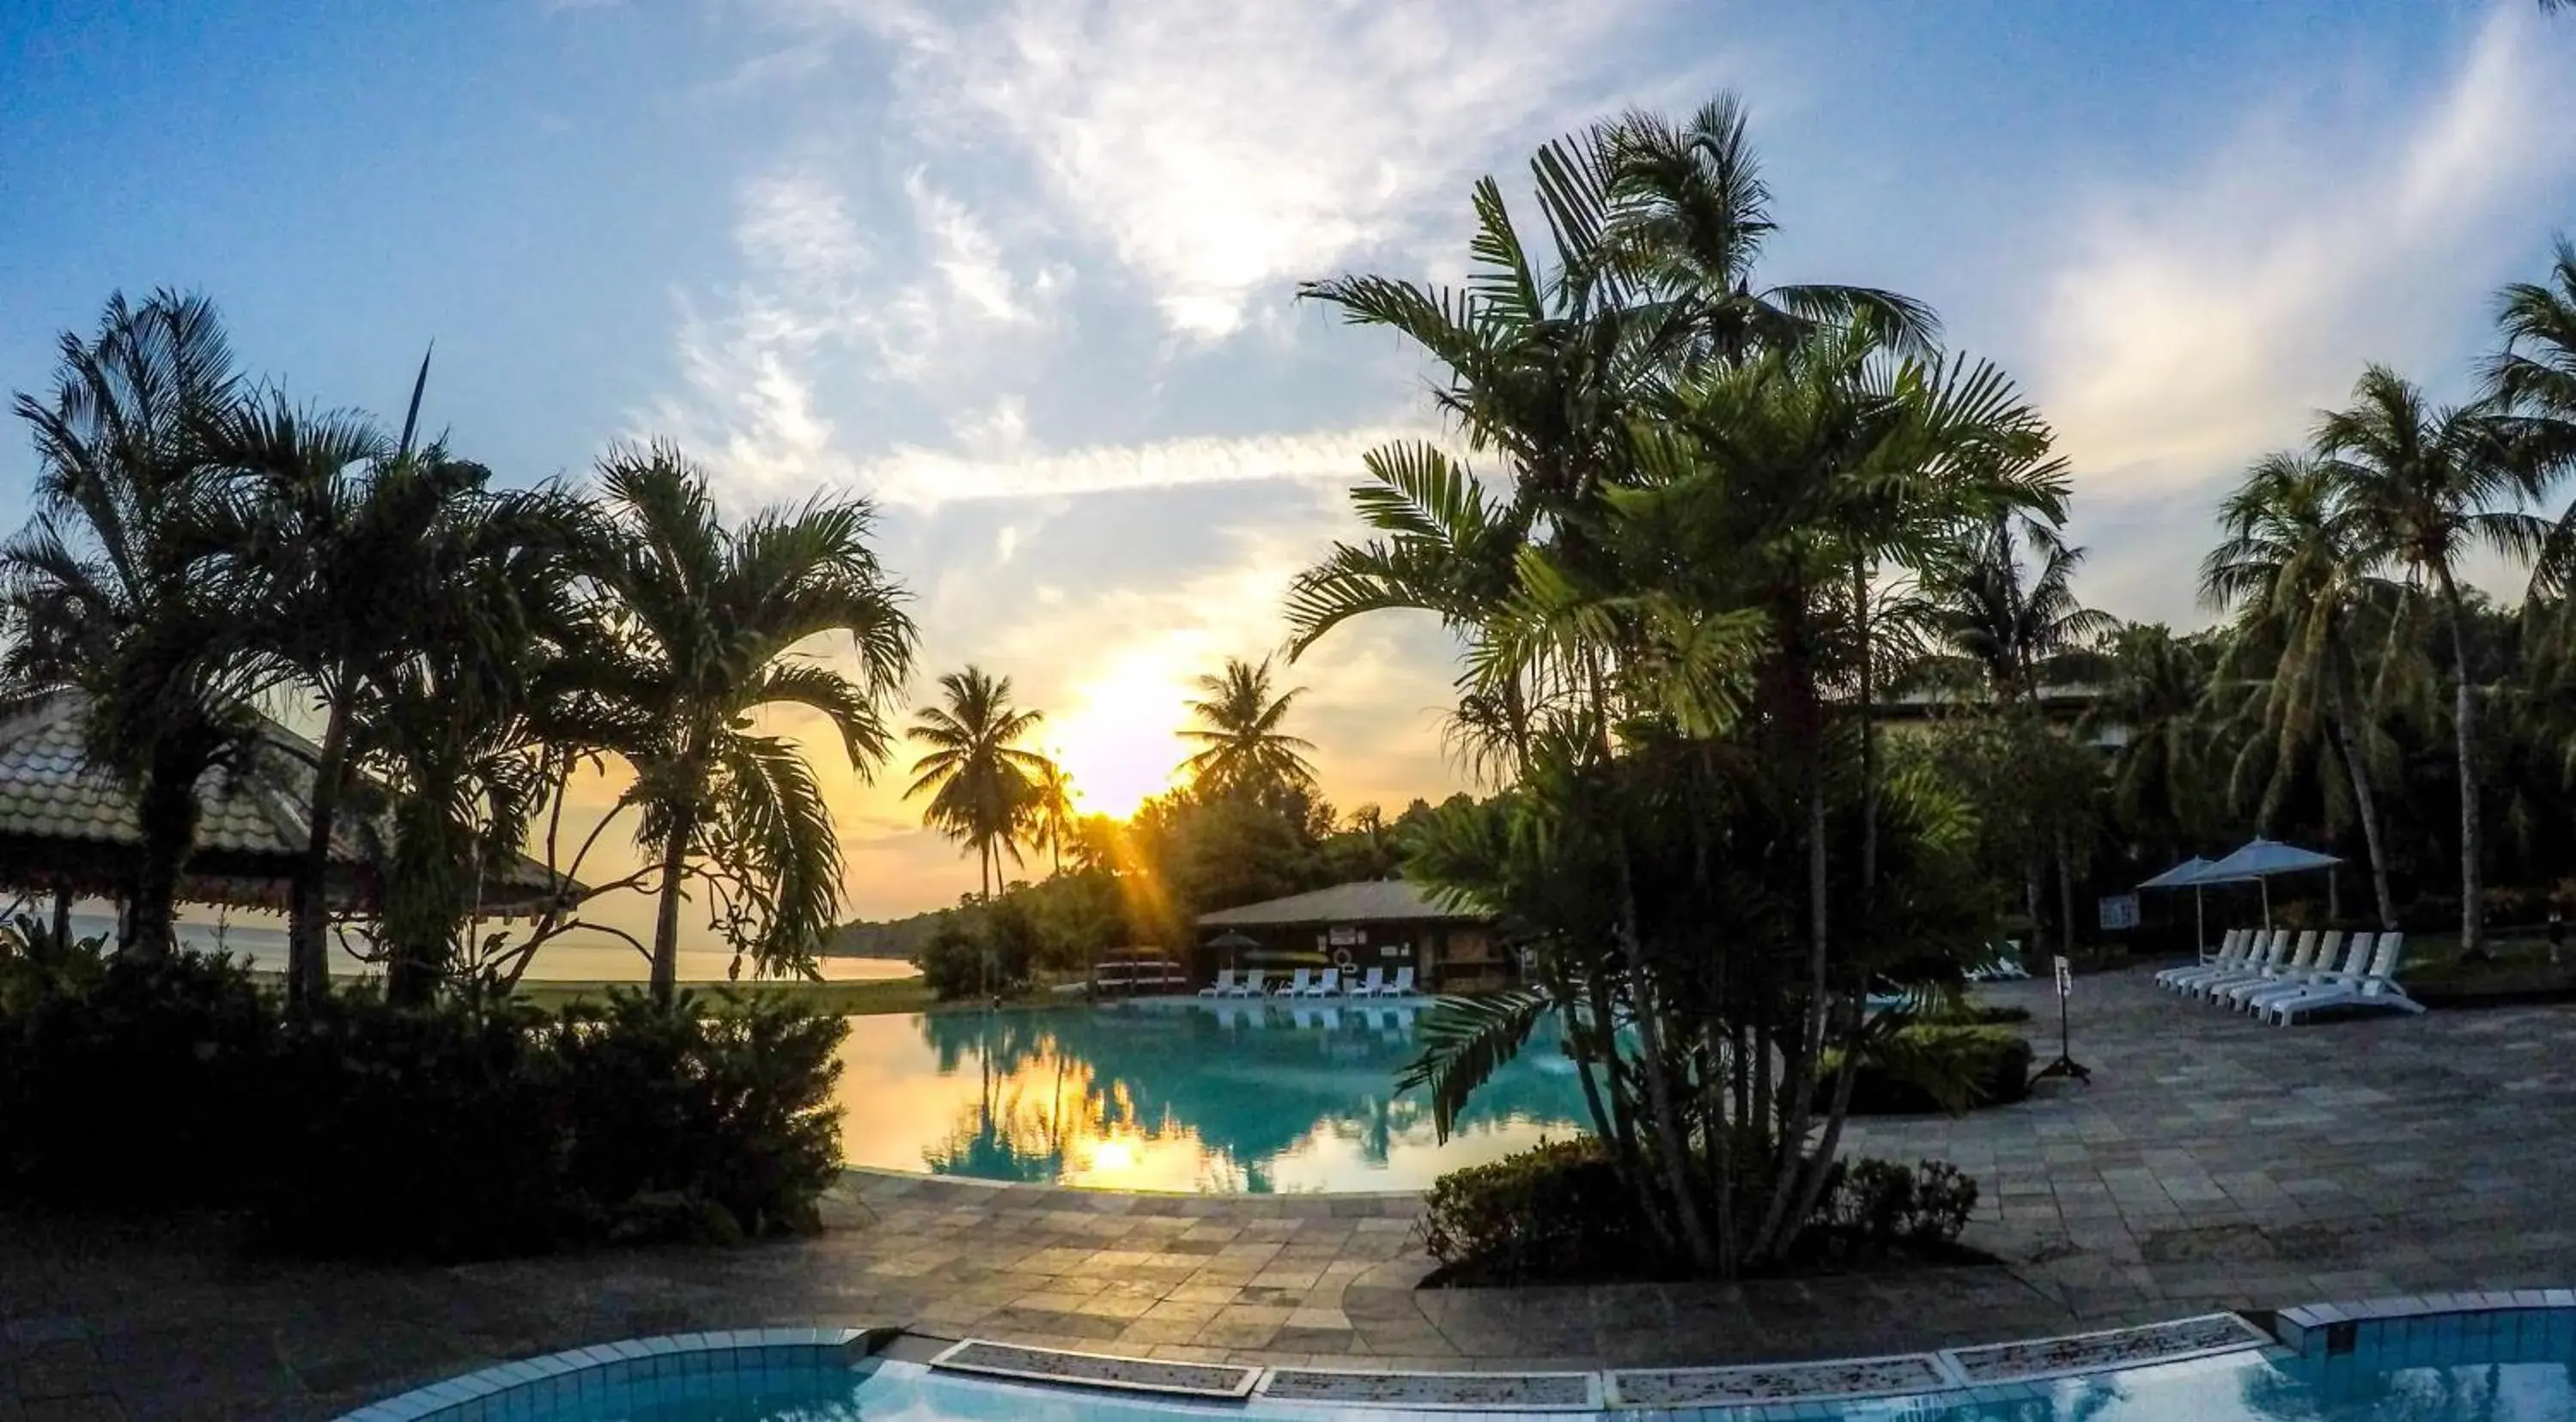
[1045,657,1193,818]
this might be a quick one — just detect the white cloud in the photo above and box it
[2030,4,2576,501]
[851,424,1430,508]
[805,0,1650,340]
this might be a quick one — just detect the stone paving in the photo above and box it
[9,965,2576,1419]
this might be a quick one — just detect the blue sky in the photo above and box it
[6,0,2575,920]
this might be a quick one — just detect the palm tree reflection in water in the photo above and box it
[908,1003,1592,1192]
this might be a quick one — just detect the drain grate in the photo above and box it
[1607,1352,1955,1407]
[1944,1314,2271,1383]
[1260,1368,1599,1411]
[927,1340,1258,1398]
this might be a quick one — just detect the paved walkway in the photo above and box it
[9,966,2576,1419]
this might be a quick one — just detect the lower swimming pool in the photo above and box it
[352,1306,2576,1420]
[830,999,1590,1191]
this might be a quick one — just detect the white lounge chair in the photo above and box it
[1385,965,1418,996]
[2158,929,2245,988]
[2195,930,2305,1000]
[1197,969,1236,999]
[2265,933,2421,1024]
[2172,929,2283,996]
[1275,968,1312,998]
[1226,969,1267,998]
[1351,966,1387,998]
[2219,930,2337,1009]
[1303,967,1341,998]
[2243,932,2372,1016]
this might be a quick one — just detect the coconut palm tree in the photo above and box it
[0,290,258,961]
[2318,367,2552,956]
[1923,519,2117,706]
[1176,657,1319,800]
[573,441,915,1004]
[908,667,1049,900]
[2199,453,2402,928]
[1028,757,1078,878]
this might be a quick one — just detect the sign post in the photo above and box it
[2029,954,2093,1087]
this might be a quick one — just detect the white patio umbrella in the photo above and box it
[2196,838,2341,928]
[2137,855,2246,951]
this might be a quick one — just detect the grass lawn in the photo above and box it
[2399,933,2576,1000]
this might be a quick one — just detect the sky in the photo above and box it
[4,0,2575,928]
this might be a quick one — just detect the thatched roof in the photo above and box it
[0,693,574,912]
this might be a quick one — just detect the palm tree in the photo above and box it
[2200,453,2402,929]
[1602,95,1939,368]
[2086,624,2215,860]
[1028,757,1078,878]
[0,291,257,961]
[574,442,915,1004]
[1176,657,1318,799]
[1923,520,2117,706]
[907,667,1049,900]
[2318,367,2551,956]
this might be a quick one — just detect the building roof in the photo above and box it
[1195,879,1488,929]
[0,692,570,908]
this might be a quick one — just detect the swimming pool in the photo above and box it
[830,1000,1591,1191]
[345,1304,2576,1419]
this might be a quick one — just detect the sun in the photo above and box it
[1047,659,1189,818]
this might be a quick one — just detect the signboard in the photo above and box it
[2097,893,2140,932]
[2053,955,2073,998]
[1327,927,1367,946]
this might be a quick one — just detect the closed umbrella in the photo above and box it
[1205,929,1260,972]
[2198,838,2341,929]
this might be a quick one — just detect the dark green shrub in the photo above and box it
[1418,1138,1645,1282]
[913,903,1038,1000]
[257,991,579,1261]
[1823,1024,2032,1115]
[547,990,847,1240]
[1814,1158,1980,1246]
[0,951,848,1261]
[0,947,273,1210]
[1420,1140,1984,1282]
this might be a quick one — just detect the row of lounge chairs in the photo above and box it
[2154,927,2423,1023]
[1194,966,1418,999]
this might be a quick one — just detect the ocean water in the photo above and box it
[49,911,916,985]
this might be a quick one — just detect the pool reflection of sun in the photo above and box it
[1046,659,1188,818]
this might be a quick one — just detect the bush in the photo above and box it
[0,945,273,1210]
[1824,1024,2032,1115]
[913,902,1039,1000]
[1419,1140,1980,1282]
[0,951,848,1261]
[1418,1138,1646,1283]
[547,990,846,1240]
[1814,1158,1980,1247]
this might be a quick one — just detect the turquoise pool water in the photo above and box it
[829,1000,1592,1191]
[497,1350,2576,1419]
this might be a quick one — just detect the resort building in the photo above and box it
[1194,879,1508,994]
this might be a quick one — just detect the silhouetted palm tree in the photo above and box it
[0,290,258,960]
[908,667,1049,899]
[1029,758,1078,878]
[572,442,915,1003]
[1176,656,1318,799]
[2320,366,2550,955]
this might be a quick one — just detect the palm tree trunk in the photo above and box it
[1610,830,1714,1272]
[1854,557,1879,900]
[287,696,352,1012]
[1748,670,1833,1265]
[124,750,202,964]
[649,805,694,1006]
[2326,675,2398,931]
[2438,574,2485,957]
